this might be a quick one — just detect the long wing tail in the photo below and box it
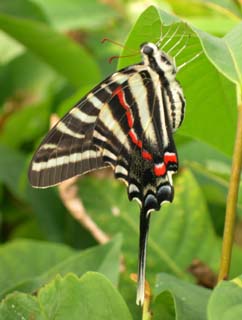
[136,207,151,305]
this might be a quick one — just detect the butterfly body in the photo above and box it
[29,42,185,305]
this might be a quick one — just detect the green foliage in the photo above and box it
[78,169,224,278]
[0,239,74,299]
[31,0,119,31]
[0,0,101,87]
[0,273,132,320]
[0,236,121,300]
[0,1,242,319]
[119,6,240,156]
[153,273,210,320]
[208,275,242,320]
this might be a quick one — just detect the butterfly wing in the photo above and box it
[108,67,185,306]
[106,68,181,210]
[29,56,186,307]
[28,69,136,188]
[29,41,188,308]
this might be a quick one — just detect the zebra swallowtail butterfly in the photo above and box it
[29,42,186,305]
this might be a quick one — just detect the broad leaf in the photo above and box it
[196,22,242,87]
[0,145,91,243]
[208,275,242,320]
[118,6,238,156]
[165,0,241,34]
[0,102,50,148]
[0,236,121,299]
[0,273,132,320]
[78,169,222,284]
[153,273,211,320]
[0,9,100,87]
[0,51,57,105]
[31,0,119,31]
[0,239,73,299]
[0,30,24,64]
[0,144,26,199]
[0,0,48,22]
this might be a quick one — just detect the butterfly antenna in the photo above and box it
[108,53,139,64]
[101,38,137,52]
[136,207,151,305]
[177,51,202,72]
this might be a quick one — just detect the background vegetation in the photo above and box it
[0,0,241,319]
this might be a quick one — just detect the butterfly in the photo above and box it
[28,41,186,305]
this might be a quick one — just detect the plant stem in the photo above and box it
[142,299,152,320]
[218,102,242,282]
[142,281,152,320]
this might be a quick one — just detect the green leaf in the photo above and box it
[0,293,40,320]
[153,291,176,320]
[0,236,122,300]
[179,140,242,219]
[224,23,242,85]
[0,0,49,22]
[167,0,242,19]
[179,141,230,234]
[0,239,74,299]
[0,144,69,240]
[78,169,221,284]
[0,273,132,320]
[117,6,162,69]
[0,144,26,199]
[10,219,45,240]
[119,6,237,156]
[149,169,221,273]
[0,11,100,87]
[57,85,93,117]
[178,54,237,156]
[25,186,71,242]
[187,17,238,35]
[0,51,57,105]
[196,22,242,88]
[165,0,241,35]
[203,0,242,18]
[208,275,242,320]
[153,273,211,320]
[0,102,49,148]
[180,140,231,177]
[0,145,91,243]
[31,0,119,31]
[0,30,24,64]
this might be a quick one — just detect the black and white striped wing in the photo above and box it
[28,71,134,188]
[28,41,187,307]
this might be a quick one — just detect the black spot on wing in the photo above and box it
[157,182,174,203]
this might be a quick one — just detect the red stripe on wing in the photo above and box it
[115,86,153,161]
[154,163,166,176]
[164,153,177,165]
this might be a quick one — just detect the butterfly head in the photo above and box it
[140,42,176,79]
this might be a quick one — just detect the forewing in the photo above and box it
[28,71,134,188]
